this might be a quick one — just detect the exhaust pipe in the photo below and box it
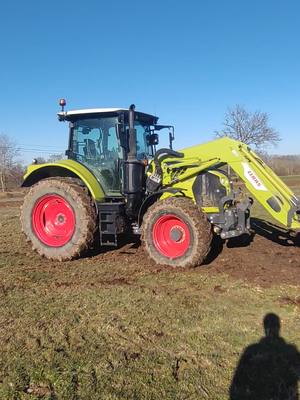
[128,104,137,160]
[123,104,145,218]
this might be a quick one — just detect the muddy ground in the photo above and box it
[92,221,300,288]
[1,192,299,288]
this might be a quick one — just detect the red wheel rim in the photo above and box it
[32,194,75,247]
[152,214,190,258]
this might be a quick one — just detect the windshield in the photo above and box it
[125,121,154,159]
[70,117,123,194]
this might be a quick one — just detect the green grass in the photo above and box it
[0,246,299,400]
[0,177,299,399]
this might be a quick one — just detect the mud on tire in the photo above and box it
[141,197,212,268]
[20,178,97,261]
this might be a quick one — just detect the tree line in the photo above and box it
[266,154,300,176]
[1,105,299,191]
[0,134,64,191]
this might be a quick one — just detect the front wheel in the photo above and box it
[20,178,97,260]
[141,197,212,268]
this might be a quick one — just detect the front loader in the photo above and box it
[20,102,300,267]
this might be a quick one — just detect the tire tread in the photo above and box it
[141,197,212,268]
[20,177,97,261]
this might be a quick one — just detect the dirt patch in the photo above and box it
[1,199,299,288]
[0,200,23,208]
[75,228,300,289]
[86,219,300,287]
[278,296,300,307]
[0,192,24,208]
[204,233,300,287]
[0,190,25,198]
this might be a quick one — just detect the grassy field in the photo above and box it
[0,176,299,399]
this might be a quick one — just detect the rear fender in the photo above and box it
[22,159,105,201]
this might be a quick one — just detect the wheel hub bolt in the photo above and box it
[57,214,65,224]
[170,227,183,242]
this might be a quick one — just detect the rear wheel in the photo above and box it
[141,197,212,268]
[20,178,97,260]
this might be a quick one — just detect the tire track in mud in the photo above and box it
[1,201,299,287]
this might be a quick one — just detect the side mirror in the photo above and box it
[147,133,159,146]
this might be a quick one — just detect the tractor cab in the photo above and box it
[58,105,174,197]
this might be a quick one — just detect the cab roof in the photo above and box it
[58,108,158,123]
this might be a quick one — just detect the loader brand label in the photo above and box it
[242,162,267,191]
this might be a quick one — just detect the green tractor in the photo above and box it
[20,102,300,267]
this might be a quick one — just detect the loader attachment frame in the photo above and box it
[180,137,300,230]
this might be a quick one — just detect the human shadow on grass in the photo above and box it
[229,313,300,400]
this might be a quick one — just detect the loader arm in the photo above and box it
[181,137,300,230]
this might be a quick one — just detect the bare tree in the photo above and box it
[7,163,25,188]
[216,105,281,149]
[32,154,65,164]
[34,157,47,164]
[47,153,65,163]
[0,134,20,192]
